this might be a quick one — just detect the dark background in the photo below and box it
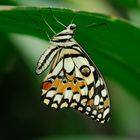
[0,0,140,140]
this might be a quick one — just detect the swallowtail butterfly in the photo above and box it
[36,23,110,123]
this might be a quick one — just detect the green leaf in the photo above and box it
[0,6,140,101]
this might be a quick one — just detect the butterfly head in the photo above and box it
[67,24,76,31]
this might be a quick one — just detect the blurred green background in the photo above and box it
[0,0,140,140]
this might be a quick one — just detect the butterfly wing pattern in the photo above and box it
[36,24,110,123]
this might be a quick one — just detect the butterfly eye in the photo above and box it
[70,26,75,30]
[80,65,91,77]
[69,24,76,30]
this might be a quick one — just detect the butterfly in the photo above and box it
[36,23,110,123]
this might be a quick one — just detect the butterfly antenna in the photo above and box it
[49,7,66,28]
[70,13,76,24]
[21,11,51,41]
[77,22,109,28]
[38,10,56,35]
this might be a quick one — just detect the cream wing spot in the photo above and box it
[53,94,63,104]
[86,106,91,112]
[99,105,103,109]
[64,57,74,73]
[98,114,102,119]
[95,80,100,87]
[99,77,104,85]
[85,112,89,115]
[81,99,87,105]
[94,95,100,105]
[51,103,58,109]
[84,73,94,85]
[100,120,105,123]
[78,107,83,111]
[70,102,77,108]
[92,110,97,115]
[73,94,80,102]
[75,67,83,78]
[46,90,56,98]
[52,59,63,75]
[42,89,47,95]
[43,99,50,105]
[101,89,107,97]
[73,57,84,69]
[90,66,95,72]
[59,71,64,77]
[80,86,88,96]
[60,102,68,108]
[89,87,94,99]
[64,89,73,102]
[96,118,100,121]
[100,97,103,102]
[103,108,110,118]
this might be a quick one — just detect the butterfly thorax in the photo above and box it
[51,24,76,43]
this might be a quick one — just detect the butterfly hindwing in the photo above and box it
[77,44,110,123]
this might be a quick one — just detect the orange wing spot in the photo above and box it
[57,82,67,93]
[42,82,52,91]
[57,81,78,94]
[67,82,73,88]
[87,99,94,106]
[71,84,77,93]
[52,79,60,87]
[77,81,87,95]
[104,99,110,108]
[66,73,75,81]
[67,82,77,92]
[77,81,86,87]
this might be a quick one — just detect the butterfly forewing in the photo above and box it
[37,24,110,123]
[36,44,60,75]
